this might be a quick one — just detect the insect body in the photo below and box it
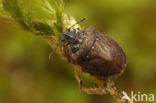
[52,18,126,79]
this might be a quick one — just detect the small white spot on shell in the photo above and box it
[96,38,99,41]
[91,46,94,49]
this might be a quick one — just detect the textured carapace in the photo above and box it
[49,18,127,79]
[62,26,127,79]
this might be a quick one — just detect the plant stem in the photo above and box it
[95,78,133,103]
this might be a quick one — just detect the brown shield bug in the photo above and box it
[50,18,126,79]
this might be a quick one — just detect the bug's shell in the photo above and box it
[63,27,127,79]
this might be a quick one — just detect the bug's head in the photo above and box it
[61,29,77,45]
[49,18,86,59]
[61,17,86,45]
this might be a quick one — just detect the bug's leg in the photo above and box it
[49,43,60,59]
[74,68,108,95]
[62,45,72,63]
[71,44,80,53]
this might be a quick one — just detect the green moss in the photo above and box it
[1,0,78,41]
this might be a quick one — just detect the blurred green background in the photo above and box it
[0,0,156,103]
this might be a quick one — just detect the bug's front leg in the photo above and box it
[62,45,72,63]
[74,68,108,95]
[62,45,78,63]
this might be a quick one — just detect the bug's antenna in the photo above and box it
[68,17,86,29]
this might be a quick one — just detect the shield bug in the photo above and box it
[50,18,126,79]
